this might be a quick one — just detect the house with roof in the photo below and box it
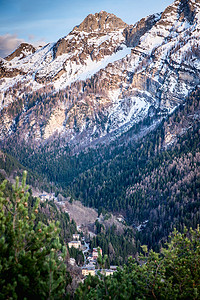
[82,266,96,277]
[92,247,102,260]
[68,240,81,249]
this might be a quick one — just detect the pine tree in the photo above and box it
[0,171,69,299]
[97,246,108,270]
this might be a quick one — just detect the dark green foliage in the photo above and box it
[0,151,22,176]
[91,224,136,265]
[34,199,77,245]
[96,246,108,270]
[75,227,200,299]
[0,150,50,193]
[0,172,70,299]
[68,247,84,266]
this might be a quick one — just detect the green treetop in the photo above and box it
[0,171,69,300]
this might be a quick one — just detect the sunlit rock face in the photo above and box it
[0,0,199,147]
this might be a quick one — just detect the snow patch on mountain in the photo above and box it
[106,89,150,133]
[54,45,132,90]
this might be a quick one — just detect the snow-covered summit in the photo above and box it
[0,11,130,97]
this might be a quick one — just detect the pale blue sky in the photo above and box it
[0,0,174,57]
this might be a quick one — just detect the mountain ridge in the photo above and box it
[4,43,36,61]
[0,0,199,149]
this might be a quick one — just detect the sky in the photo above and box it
[0,0,174,58]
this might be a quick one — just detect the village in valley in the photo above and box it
[68,232,117,277]
[38,192,118,278]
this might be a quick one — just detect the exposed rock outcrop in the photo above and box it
[73,10,127,33]
[123,13,161,47]
[5,43,36,61]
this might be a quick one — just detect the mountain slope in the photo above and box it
[64,87,200,250]
[0,11,129,96]
[2,87,199,252]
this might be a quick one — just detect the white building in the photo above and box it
[68,241,81,249]
[82,267,96,277]
[69,258,76,266]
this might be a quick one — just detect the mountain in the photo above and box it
[0,0,199,149]
[0,11,128,90]
[0,0,199,256]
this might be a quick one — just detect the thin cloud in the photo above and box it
[0,34,24,58]
[0,34,47,58]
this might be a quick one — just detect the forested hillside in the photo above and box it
[0,149,53,193]
[1,172,200,299]
[2,88,200,252]
[90,222,136,265]
[70,88,200,250]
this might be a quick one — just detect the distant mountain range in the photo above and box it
[0,0,199,148]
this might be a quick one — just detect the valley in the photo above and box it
[0,0,200,298]
[0,0,199,254]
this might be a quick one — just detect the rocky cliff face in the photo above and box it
[73,10,127,33]
[35,11,128,84]
[0,43,36,79]
[0,0,199,148]
[124,13,161,47]
[5,43,36,61]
